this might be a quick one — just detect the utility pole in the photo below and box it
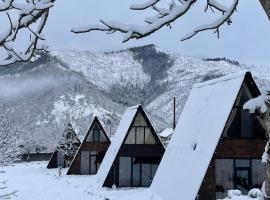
[173,97,176,130]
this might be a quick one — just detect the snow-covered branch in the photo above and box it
[244,93,270,114]
[182,0,238,41]
[0,0,54,66]
[72,0,239,42]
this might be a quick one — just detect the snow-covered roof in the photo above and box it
[95,105,139,186]
[151,71,250,200]
[158,128,174,138]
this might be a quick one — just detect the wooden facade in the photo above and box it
[198,72,267,200]
[67,117,110,175]
[103,106,165,187]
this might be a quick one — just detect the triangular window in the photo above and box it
[125,111,157,144]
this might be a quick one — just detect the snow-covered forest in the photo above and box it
[0,45,270,153]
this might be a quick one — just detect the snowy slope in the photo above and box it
[0,44,269,152]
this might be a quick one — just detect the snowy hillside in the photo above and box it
[0,44,269,152]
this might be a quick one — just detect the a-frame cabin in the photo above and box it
[67,116,111,175]
[96,105,165,188]
[151,71,267,200]
[47,123,81,168]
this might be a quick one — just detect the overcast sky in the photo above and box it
[43,0,270,67]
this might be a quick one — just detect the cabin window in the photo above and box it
[93,129,100,142]
[125,127,136,144]
[118,157,159,187]
[215,159,234,199]
[145,127,156,144]
[225,84,265,138]
[125,112,157,145]
[100,131,107,142]
[216,159,265,199]
[80,151,100,174]
[141,163,151,186]
[87,128,107,142]
[235,159,251,194]
[133,112,147,126]
[119,157,132,187]
[125,126,157,144]
[252,160,265,188]
[132,161,140,187]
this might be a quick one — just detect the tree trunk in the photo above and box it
[260,0,270,20]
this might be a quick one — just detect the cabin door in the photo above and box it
[235,168,251,194]
[81,151,90,174]
[90,154,98,174]
[234,159,251,194]
[119,157,132,187]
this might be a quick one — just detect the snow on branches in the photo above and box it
[0,0,54,66]
[0,110,22,166]
[72,0,239,42]
[244,94,270,114]
[56,123,80,166]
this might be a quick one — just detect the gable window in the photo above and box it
[93,129,100,142]
[125,112,157,145]
[225,84,265,138]
[86,123,108,142]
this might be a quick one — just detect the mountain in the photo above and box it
[0,44,269,152]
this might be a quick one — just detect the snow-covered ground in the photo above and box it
[0,162,262,200]
[0,162,150,200]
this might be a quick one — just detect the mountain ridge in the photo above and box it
[1,44,269,152]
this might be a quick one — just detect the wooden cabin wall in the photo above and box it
[198,138,266,200]
[47,151,57,168]
[67,142,110,175]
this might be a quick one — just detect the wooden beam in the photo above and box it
[260,0,270,20]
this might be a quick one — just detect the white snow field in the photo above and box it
[0,162,262,200]
[0,162,152,200]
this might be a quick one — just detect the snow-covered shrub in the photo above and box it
[228,190,242,198]
[248,188,262,198]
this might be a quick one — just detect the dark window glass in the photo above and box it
[253,117,266,138]
[141,163,151,187]
[93,129,100,142]
[235,170,250,194]
[252,160,265,187]
[119,157,132,187]
[80,151,90,174]
[241,110,252,138]
[151,164,158,179]
[132,159,140,187]
[235,159,250,168]
[136,127,144,144]
[90,156,97,174]
[125,127,136,144]
[215,159,234,199]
